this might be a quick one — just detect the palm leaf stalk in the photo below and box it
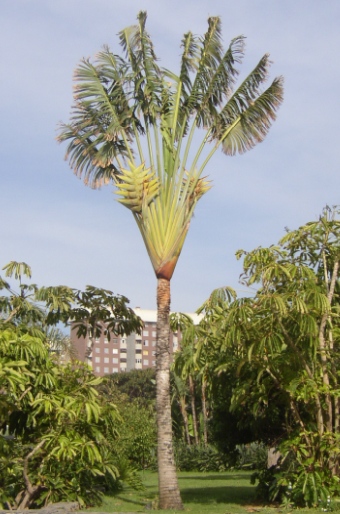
[58,11,283,510]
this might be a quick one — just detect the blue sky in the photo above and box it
[1,0,340,313]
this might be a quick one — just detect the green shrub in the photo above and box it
[0,330,142,509]
[174,442,226,472]
[235,442,268,470]
[251,433,340,509]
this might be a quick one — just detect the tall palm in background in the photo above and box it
[58,12,283,509]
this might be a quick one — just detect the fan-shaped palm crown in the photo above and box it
[58,12,283,280]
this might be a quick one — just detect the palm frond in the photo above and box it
[118,11,163,124]
[210,53,283,154]
[179,31,200,95]
[59,12,284,281]
[157,34,196,149]
[220,75,284,155]
[184,17,223,118]
[58,119,120,188]
[74,58,135,139]
[219,53,272,118]
[198,36,245,123]
[57,54,139,187]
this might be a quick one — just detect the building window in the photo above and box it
[112,357,118,364]
[143,350,149,356]
[113,338,118,344]
[104,348,109,354]
[136,349,142,354]
[95,366,100,373]
[95,338,100,343]
[112,367,118,373]
[104,338,108,344]
[143,340,149,346]
[143,359,149,366]
[152,341,156,347]
[120,348,127,354]
[143,330,148,336]
[152,331,156,337]
[95,357,100,363]
[112,348,118,354]
[104,357,109,363]
[104,367,109,374]
[152,351,156,356]
[95,348,100,353]
[152,360,156,366]
[136,358,142,364]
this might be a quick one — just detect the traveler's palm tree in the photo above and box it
[58,12,283,509]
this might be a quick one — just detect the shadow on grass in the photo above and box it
[179,473,252,482]
[181,485,255,505]
[111,495,145,507]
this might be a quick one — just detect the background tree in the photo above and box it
[171,373,192,446]
[106,368,156,405]
[45,327,76,364]
[64,286,142,365]
[99,375,157,471]
[0,263,143,508]
[0,262,141,348]
[0,328,123,509]
[195,207,340,507]
[58,11,283,509]
[171,316,200,445]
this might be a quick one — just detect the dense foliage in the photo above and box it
[107,368,156,404]
[0,333,120,508]
[0,262,142,509]
[100,370,157,470]
[173,207,340,507]
[5,205,339,510]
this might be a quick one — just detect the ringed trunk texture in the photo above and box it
[156,277,183,510]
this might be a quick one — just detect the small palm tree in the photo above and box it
[58,12,283,509]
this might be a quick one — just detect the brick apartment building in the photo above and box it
[70,307,201,376]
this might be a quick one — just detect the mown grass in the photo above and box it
[87,470,334,513]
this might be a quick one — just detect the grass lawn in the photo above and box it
[87,470,333,514]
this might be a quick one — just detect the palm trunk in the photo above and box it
[318,259,339,432]
[85,321,94,368]
[189,375,199,445]
[156,277,183,510]
[179,395,191,445]
[201,376,208,446]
